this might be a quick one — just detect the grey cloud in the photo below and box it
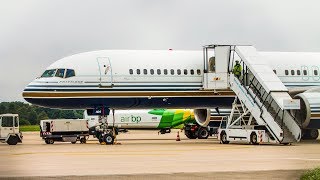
[0,0,320,101]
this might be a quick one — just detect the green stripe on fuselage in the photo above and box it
[148,109,195,129]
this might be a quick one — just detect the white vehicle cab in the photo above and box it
[0,114,22,145]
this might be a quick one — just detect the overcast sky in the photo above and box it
[1,0,320,102]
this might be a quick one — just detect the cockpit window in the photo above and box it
[55,69,65,78]
[41,69,57,78]
[65,69,75,78]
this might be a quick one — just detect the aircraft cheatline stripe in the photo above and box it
[22,90,236,98]
[311,114,320,118]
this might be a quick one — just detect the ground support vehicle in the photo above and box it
[0,114,22,145]
[217,99,277,145]
[40,119,89,144]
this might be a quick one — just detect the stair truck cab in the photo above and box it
[0,114,22,145]
[40,119,89,144]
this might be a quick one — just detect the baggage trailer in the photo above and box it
[40,119,89,144]
[0,114,22,145]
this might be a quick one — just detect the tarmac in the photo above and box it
[0,130,319,179]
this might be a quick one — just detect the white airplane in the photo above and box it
[22,47,320,139]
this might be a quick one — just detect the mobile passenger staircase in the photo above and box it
[202,45,301,144]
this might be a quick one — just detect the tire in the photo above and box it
[220,131,229,144]
[250,133,258,145]
[80,137,86,144]
[48,139,54,144]
[7,135,19,145]
[45,139,50,144]
[71,141,77,144]
[103,133,115,145]
[185,130,197,139]
[198,127,209,139]
[310,129,319,140]
[98,134,104,143]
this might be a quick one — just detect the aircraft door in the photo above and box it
[203,46,230,90]
[97,57,113,87]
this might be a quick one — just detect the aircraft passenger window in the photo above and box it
[41,69,57,78]
[129,69,133,75]
[297,70,301,75]
[170,69,174,75]
[65,69,75,78]
[157,69,161,75]
[190,69,194,75]
[314,70,318,76]
[143,69,147,75]
[291,70,295,75]
[164,69,168,75]
[184,69,188,75]
[136,69,141,75]
[303,70,307,75]
[177,69,181,75]
[273,70,277,74]
[197,69,201,75]
[55,69,65,78]
[285,70,289,75]
[150,69,154,75]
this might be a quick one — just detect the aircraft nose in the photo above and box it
[22,81,35,103]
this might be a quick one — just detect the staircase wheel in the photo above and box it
[250,133,258,145]
[220,131,229,144]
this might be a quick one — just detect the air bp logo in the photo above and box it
[121,115,142,123]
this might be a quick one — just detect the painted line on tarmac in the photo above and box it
[2,146,251,156]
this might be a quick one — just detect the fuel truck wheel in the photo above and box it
[250,132,258,145]
[185,130,197,139]
[310,129,319,140]
[198,127,209,139]
[220,131,229,144]
[103,133,115,145]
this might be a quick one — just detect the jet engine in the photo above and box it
[194,109,211,127]
[292,89,320,129]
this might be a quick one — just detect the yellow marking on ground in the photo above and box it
[66,153,178,156]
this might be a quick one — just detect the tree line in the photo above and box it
[0,102,84,125]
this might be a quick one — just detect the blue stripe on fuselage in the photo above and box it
[24,96,234,109]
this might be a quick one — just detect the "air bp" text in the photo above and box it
[120,115,142,123]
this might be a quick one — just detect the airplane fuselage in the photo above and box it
[23,50,320,110]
